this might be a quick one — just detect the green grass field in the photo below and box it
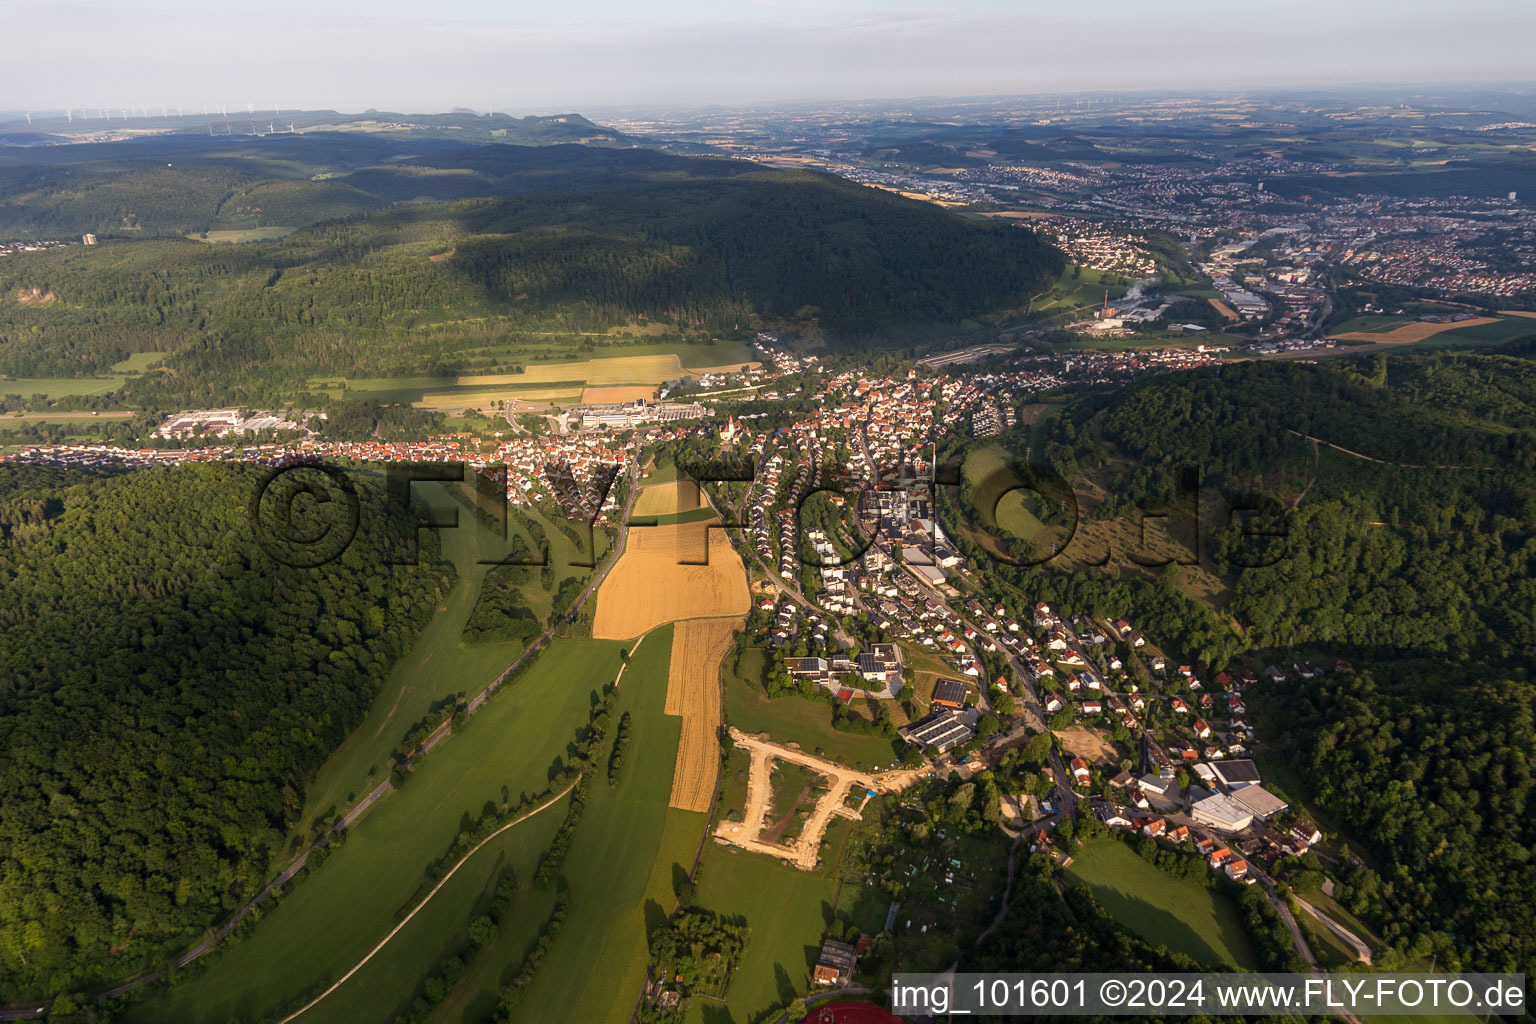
[1029,265,1127,319]
[502,624,716,1024]
[639,452,684,485]
[1063,840,1259,970]
[963,444,1048,543]
[1407,316,1536,348]
[306,341,755,407]
[1330,315,1416,334]
[631,505,720,528]
[0,412,133,423]
[109,352,167,373]
[724,648,900,769]
[293,489,597,837]
[685,845,839,1024]
[189,226,296,243]
[0,376,124,398]
[273,800,568,1024]
[136,630,628,1024]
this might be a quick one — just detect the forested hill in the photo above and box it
[1035,354,1535,973]
[0,149,1062,393]
[0,110,635,151]
[1042,356,1536,658]
[0,135,707,240]
[0,464,452,995]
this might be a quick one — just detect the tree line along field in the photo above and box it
[291,485,595,840]
[496,626,710,1024]
[136,636,627,1024]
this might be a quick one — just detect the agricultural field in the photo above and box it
[633,506,721,527]
[1330,316,1500,344]
[188,226,296,243]
[458,353,702,388]
[1208,298,1240,322]
[137,633,628,1024]
[592,519,749,640]
[666,617,742,813]
[502,626,711,1024]
[295,489,591,835]
[633,479,703,518]
[581,384,659,403]
[1327,315,1416,335]
[0,376,125,398]
[414,385,582,410]
[1063,840,1260,970]
[1405,315,1536,347]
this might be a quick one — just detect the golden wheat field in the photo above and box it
[631,479,703,518]
[1331,317,1499,343]
[591,520,750,639]
[456,354,688,388]
[580,384,658,404]
[665,617,741,812]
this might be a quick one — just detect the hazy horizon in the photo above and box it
[6,0,1536,115]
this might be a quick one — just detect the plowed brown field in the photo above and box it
[665,617,741,812]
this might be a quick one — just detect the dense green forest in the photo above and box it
[992,354,1536,973]
[0,138,1060,401]
[0,463,452,995]
[1256,665,1534,973]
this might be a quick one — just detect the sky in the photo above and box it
[6,0,1536,115]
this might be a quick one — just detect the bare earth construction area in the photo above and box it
[714,727,926,870]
